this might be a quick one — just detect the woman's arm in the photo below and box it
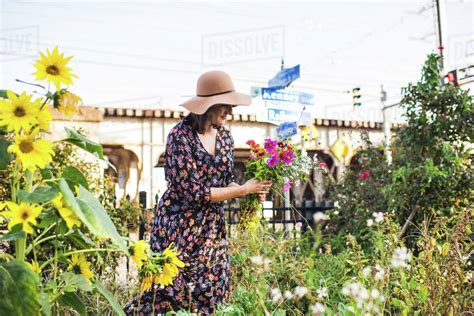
[210,179,271,203]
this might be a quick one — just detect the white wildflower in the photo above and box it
[311,302,326,314]
[370,288,380,300]
[284,290,293,300]
[391,247,411,269]
[270,288,282,304]
[374,264,385,281]
[341,282,369,307]
[317,287,328,299]
[293,286,309,299]
[363,267,371,277]
[295,222,303,230]
[250,256,264,265]
[373,212,384,223]
[367,219,374,227]
[313,212,329,224]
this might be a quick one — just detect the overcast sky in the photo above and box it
[1,0,472,123]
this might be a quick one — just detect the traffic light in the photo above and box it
[352,87,361,107]
[443,69,458,86]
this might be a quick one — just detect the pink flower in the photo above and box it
[266,152,280,168]
[248,155,257,160]
[319,162,328,168]
[294,180,301,187]
[280,151,295,164]
[283,180,291,192]
[295,222,302,230]
[246,140,256,147]
[264,138,278,153]
[359,171,370,181]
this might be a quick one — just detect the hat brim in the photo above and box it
[180,91,251,115]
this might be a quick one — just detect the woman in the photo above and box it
[125,71,271,315]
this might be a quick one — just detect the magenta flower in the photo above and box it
[280,151,295,164]
[283,180,291,192]
[359,171,370,181]
[264,138,278,153]
[266,152,280,168]
[319,162,328,168]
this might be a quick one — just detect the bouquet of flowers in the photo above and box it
[238,137,318,231]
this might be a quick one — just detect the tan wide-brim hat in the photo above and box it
[180,70,251,115]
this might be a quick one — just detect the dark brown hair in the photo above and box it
[183,104,232,134]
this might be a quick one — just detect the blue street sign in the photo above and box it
[276,121,297,139]
[267,108,312,125]
[261,87,314,105]
[268,65,300,89]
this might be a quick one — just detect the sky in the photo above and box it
[1,0,473,124]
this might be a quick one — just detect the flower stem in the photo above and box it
[15,238,26,261]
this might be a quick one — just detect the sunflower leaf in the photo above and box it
[94,280,126,316]
[0,224,26,242]
[62,166,89,190]
[58,292,86,316]
[0,138,13,170]
[63,127,104,160]
[61,272,92,292]
[0,261,40,316]
[17,186,59,204]
[58,179,128,253]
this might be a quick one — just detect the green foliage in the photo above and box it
[63,127,105,160]
[0,261,40,316]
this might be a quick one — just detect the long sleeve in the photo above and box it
[164,127,211,205]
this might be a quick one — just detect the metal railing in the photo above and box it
[129,191,334,240]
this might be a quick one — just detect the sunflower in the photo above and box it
[163,243,185,269]
[140,274,153,294]
[130,240,149,270]
[0,91,40,133]
[26,260,42,274]
[58,92,82,116]
[7,129,55,171]
[68,253,94,284]
[2,201,43,234]
[52,193,81,229]
[154,263,176,287]
[153,243,185,287]
[33,46,77,90]
[36,104,53,131]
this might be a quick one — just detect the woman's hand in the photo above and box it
[243,178,272,195]
[258,193,266,203]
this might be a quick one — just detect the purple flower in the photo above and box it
[279,151,295,164]
[264,138,278,153]
[266,152,280,168]
[283,180,291,192]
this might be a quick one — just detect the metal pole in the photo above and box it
[284,178,291,234]
[380,85,392,163]
[433,0,448,70]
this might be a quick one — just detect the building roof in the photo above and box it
[98,106,404,130]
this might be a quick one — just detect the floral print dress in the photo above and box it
[125,120,235,315]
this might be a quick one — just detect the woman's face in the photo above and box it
[208,104,233,126]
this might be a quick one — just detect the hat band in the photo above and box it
[197,89,234,97]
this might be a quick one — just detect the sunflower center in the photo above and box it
[72,264,81,274]
[21,211,30,220]
[19,140,34,153]
[46,65,60,75]
[14,106,26,117]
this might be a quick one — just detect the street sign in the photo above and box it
[268,64,300,89]
[261,87,314,105]
[276,121,297,139]
[267,108,312,125]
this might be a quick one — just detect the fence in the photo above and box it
[126,192,334,240]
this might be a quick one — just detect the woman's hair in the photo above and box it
[183,104,232,134]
